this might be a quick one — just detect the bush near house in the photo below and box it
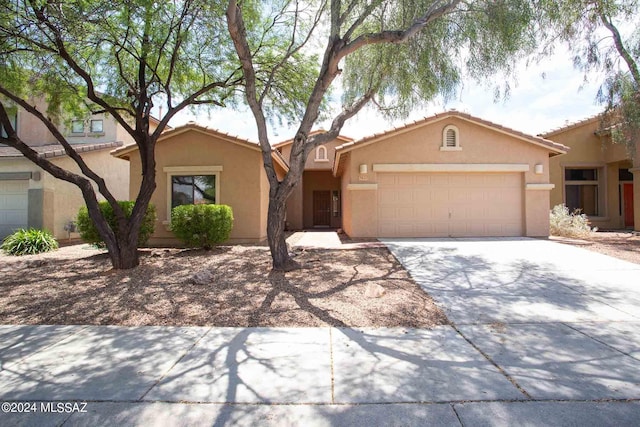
[1,228,59,256]
[550,204,595,239]
[171,204,234,249]
[76,201,156,248]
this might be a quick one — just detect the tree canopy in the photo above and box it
[0,0,242,268]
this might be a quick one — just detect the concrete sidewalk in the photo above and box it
[1,324,639,426]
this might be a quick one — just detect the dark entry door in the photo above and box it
[623,183,634,227]
[313,190,331,226]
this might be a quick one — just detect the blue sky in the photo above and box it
[170,45,606,143]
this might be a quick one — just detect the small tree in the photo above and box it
[226,0,542,270]
[0,0,241,269]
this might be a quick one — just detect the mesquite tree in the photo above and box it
[541,0,640,157]
[226,0,541,270]
[0,0,240,269]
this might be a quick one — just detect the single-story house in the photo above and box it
[111,123,288,245]
[543,115,639,231]
[114,111,568,244]
[0,98,131,240]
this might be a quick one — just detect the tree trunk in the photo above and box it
[107,239,140,270]
[267,193,298,271]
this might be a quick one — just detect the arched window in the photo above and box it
[441,125,461,151]
[315,145,329,161]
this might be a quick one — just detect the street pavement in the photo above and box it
[0,237,639,426]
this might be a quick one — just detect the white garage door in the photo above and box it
[0,180,29,239]
[377,173,523,237]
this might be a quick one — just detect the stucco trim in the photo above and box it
[0,172,33,180]
[163,166,223,173]
[630,167,640,173]
[347,183,378,191]
[526,183,555,191]
[372,163,530,173]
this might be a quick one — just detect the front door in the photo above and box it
[313,190,331,226]
[623,183,634,228]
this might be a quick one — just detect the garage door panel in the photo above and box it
[0,180,29,239]
[377,172,523,237]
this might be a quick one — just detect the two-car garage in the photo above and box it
[334,111,569,239]
[377,172,524,237]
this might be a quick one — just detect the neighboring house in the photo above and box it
[543,115,639,231]
[0,97,131,240]
[111,123,288,245]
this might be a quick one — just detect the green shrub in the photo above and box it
[1,228,59,256]
[549,204,596,239]
[76,201,156,247]
[171,204,233,249]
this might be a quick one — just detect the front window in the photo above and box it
[71,120,84,134]
[564,167,602,216]
[171,175,216,209]
[90,119,103,133]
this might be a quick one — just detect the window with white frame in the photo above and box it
[564,167,603,216]
[90,119,103,133]
[315,145,329,162]
[440,125,461,151]
[164,166,222,220]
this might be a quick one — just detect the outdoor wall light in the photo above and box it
[359,164,368,174]
[535,164,544,174]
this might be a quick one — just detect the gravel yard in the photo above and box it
[0,245,447,328]
[552,231,640,265]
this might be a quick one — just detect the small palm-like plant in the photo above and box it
[1,228,59,256]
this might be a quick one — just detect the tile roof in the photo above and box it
[540,114,603,138]
[334,110,569,154]
[0,141,124,158]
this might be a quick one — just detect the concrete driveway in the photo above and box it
[384,237,640,402]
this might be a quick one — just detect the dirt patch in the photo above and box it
[0,245,448,328]
[552,231,640,265]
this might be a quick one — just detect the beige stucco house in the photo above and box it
[113,111,567,244]
[543,115,639,231]
[112,123,288,245]
[0,98,130,240]
[281,111,568,238]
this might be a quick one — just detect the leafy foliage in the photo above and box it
[171,204,234,249]
[540,0,640,156]
[550,204,595,239]
[1,229,59,256]
[77,201,156,248]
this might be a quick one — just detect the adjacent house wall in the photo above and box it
[547,118,633,230]
[48,150,130,239]
[341,116,555,237]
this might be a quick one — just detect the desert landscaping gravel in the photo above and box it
[0,245,447,328]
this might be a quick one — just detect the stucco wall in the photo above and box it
[14,98,57,145]
[341,116,555,237]
[547,118,633,230]
[49,149,130,240]
[127,129,266,244]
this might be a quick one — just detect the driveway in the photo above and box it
[384,237,640,401]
